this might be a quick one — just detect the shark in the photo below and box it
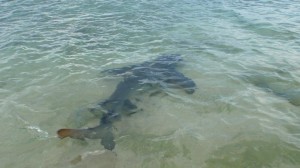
[57,54,196,150]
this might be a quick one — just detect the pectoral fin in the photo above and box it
[163,71,196,94]
[123,99,137,110]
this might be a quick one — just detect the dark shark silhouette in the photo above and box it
[243,73,300,106]
[57,54,196,150]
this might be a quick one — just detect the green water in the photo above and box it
[1,0,300,167]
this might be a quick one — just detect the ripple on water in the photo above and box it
[0,0,300,167]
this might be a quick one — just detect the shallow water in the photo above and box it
[1,0,300,167]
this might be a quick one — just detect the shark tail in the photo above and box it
[57,128,85,140]
[57,126,116,150]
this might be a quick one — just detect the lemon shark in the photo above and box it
[57,54,196,150]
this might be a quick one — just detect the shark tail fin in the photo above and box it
[57,128,84,140]
[57,126,116,150]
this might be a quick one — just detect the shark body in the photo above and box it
[57,54,196,150]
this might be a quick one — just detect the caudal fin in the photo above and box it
[57,129,74,138]
[57,128,84,140]
[57,126,116,150]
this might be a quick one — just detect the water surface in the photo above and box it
[1,0,300,167]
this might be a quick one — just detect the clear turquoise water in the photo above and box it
[1,0,300,167]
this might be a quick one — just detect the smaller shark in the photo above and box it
[243,72,300,106]
[57,54,196,150]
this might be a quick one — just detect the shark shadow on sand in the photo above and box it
[57,54,196,150]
